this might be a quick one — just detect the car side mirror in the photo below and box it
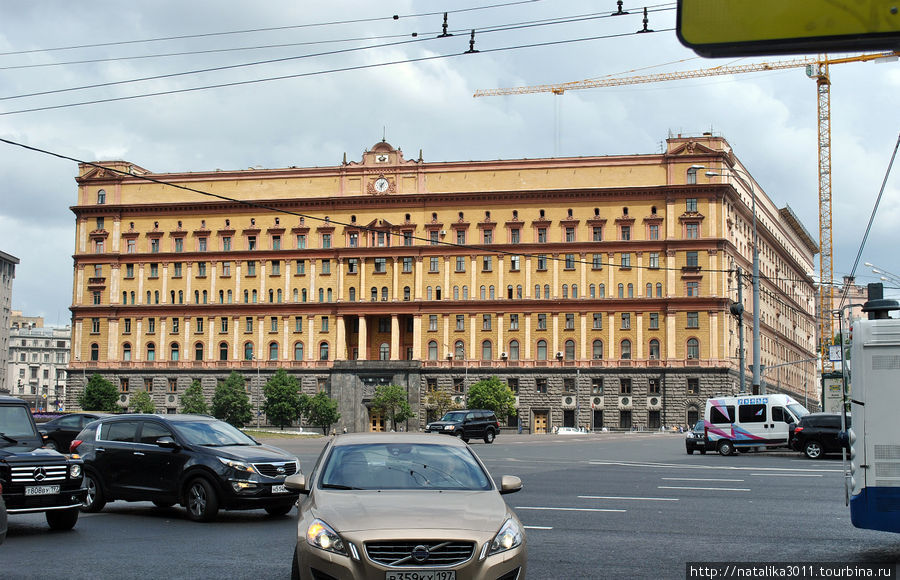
[499,475,523,495]
[285,473,309,494]
[156,436,180,450]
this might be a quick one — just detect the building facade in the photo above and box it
[0,250,20,394]
[66,135,819,431]
[6,323,71,410]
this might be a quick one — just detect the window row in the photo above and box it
[424,337,701,361]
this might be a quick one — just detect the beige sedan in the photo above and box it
[287,432,526,580]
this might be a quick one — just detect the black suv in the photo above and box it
[791,412,850,459]
[38,412,110,452]
[425,409,500,444]
[0,395,86,534]
[72,414,301,521]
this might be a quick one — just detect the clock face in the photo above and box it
[374,177,389,193]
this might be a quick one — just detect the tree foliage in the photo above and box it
[180,380,208,415]
[304,391,340,435]
[372,384,414,431]
[130,390,156,414]
[263,369,305,429]
[425,389,459,419]
[211,371,252,428]
[465,376,517,420]
[78,374,120,412]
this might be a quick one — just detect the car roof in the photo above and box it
[95,413,217,423]
[0,395,29,405]
[331,432,469,448]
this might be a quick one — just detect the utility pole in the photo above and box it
[731,267,746,393]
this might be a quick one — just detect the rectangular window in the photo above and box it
[294,316,303,332]
[296,260,305,275]
[196,318,204,333]
[322,233,332,249]
[649,224,659,240]
[347,258,358,274]
[687,311,700,328]
[509,255,520,271]
[592,378,603,394]
[147,318,156,333]
[483,230,493,244]
[483,314,491,331]
[429,231,439,245]
[620,378,632,394]
[709,404,734,424]
[427,378,437,393]
[172,318,180,334]
[647,252,659,269]
[348,232,358,248]
[429,315,438,331]
[482,256,492,272]
[173,262,183,277]
[271,260,281,275]
[537,255,547,270]
[686,198,698,212]
[564,379,575,393]
[245,317,253,333]
[150,263,159,278]
[371,258,385,274]
[592,226,603,241]
[456,315,465,331]
[296,234,306,249]
[321,316,329,332]
[686,223,699,239]
[509,314,519,330]
[537,228,547,243]
[649,312,659,330]
[270,317,278,333]
[565,254,575,269]
[376,232,387,247]
[688,378,700,395]
[221,261,231,277]
[456,230,466,245]
[198,237,207,252]
[127,239,136,254]
[508,378,519,395]
[621,313,631,329]
[124,318,132,333]
[174,238,184,252]
[402,257,413,273]
[247,236,257,251]
[403,232,412,246]
[686,251,699,267]
[537,314,547,330]
[223,236,232,251]
[272,235,281,250]
[221,317,228,333]
[510,229,520,244]
[536,378,547,394]
[621,225,631,241]
[620,253,631,268]
[429,257,439,273]
[565,313,574,330]
[91,317,101,333]
[453,256,465,272]
[197,262,207,277]
[686,281,699,297]
[92,291,101,305]
[321,259,330,275]
[649,379,661,394]
[246,261,256,276]
[565,227,575,242]
[592,254,603,269]
[150,238,160,253]
[592,313,602,330]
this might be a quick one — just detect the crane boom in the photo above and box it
[474,51,899,375]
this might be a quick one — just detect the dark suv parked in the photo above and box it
[425,409,500,444]
[72,414,301,521]
[0,396,86,534]
[791,412,850,459]
[38,412,110,452]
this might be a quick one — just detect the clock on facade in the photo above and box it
[374,177,390,193]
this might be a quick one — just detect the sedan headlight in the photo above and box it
[481,517,524,559]
[217,456,256,475]
[307,519,348,556]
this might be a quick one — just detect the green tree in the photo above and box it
[180,380,208,415]
[372,384,414,431]
[465,376,517,421]
[425,390,458,420]
[211,371,252,428]
[130,390,156,414]
[263,369,305,429]
[78,373,120,412]
[304,391,340,435]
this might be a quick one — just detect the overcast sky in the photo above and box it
[1,1,898,325]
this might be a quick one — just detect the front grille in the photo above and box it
[253,461,298,477]
[366,541,475,567]
[10,464,69,484]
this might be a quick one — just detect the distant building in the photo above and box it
[66,135,819,431]
[11,310,45,330]
[7,324,72,410]
[0,250,20,394]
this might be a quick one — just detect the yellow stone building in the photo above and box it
[67,135,819,432]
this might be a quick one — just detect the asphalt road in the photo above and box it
[3,432,899,579]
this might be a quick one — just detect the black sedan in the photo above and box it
[685,421,712,454]
[39,413,110,452]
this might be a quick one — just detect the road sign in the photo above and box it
[678,0,900,57]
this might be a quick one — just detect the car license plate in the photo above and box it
[386,572,455,580]
[271,484,288,494]
[25,485,60,496]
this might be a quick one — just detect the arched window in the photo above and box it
[146,342,156,361]
[293,288,299,302]
[319,342,329,360]
[536,339,548,360]
[122,343,132,361]
[507,285,513,299]
[627,283,633,298]
[454,286,460,300]
[227,290,232,303]
[349,287,356,302]
[294,342,304,361]
[454,340,465,360]
[269,289,275,303]
[592,340,603,360]
[318,288,324,302]
[463,286,469,300]
[427,341,438,360]
[534,284,540,299]
[508,340,520,361]
[572,284,578,299]
[170,342,180,361]
[170,290,175,303]
[481,340,492,361]
[251,290,257,303]
[130,291,135,304]
[301,289,308,302]
[195,290,200,303]
[647,283,653,297]
[620,339,632,360]
[656,283,663,297]
[97,189,106,204]
[154,290,159,304]
[146,290,151,304]
[195,342,204,361]
[219,342,228,361]
[427,286,433,300]
[480,285,486,299]
[244,342,254,361]
[379,343,390,360]
[649,339,660,360]
[269,342,279,360]
[243,290,249,303]
[516,285,522,299]
[543,284,550,299]
[565,339,575,360]
[590,284,596,298]
[599,283,606,298]
[371,287,378,301]
[618,284,624,298]
[687,338,700,359]
[219,290,225,304]
[381,287,388,301]
[277,289,283,303]
[404,286,411,301]
[562,284,568,299]
[202,290,207,304]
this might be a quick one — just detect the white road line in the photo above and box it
[515,506,627,513]
[658,485,750,492]
[523,525,553,530]
[589,460,841,473]
[750,473,823,477]
[578,495,678,501]
[661,477,744,482]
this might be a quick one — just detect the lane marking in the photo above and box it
[658,485,750,492]
[589,460,841,473]
[661,477,744,482]
[578,495,678,501]
[515,506,627,513]
[750,473,823,477]
[523,525,553,530]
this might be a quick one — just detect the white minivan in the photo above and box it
[704,394,810,456]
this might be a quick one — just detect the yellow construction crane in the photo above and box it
[475,51,899,374]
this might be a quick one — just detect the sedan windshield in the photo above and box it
[320,443,492,491]
[172,420,258,447]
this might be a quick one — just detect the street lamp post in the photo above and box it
[254,354,261,428]
[706,168,762,394]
